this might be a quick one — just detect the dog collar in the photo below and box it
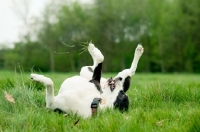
[91,98,101,116]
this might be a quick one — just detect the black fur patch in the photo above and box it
[54,108,65,114]
[90,80,103,93]
[123,76,131,93]
[114,90,129,112]
[91,63,102,83]
[89,63,103,93]
[88,67,93,72]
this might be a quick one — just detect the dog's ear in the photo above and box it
[114,90,129,112]
[123,76,131,93]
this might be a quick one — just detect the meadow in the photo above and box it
[0,70,200,132]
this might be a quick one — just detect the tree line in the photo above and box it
[0,0,199,73]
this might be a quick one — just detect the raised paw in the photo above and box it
[134,44,144,57]
[30,74,53,85]
[31,74,45,81]
[88,43,104,63]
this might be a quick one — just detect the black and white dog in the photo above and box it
[30,43,143,118]
[80,43,143,111]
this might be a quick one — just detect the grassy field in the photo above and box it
[0,70,200,132]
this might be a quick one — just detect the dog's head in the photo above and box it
[102,77,130,111]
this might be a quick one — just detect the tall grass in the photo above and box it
[0,71,200,131]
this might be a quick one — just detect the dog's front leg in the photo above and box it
[130,44,144,76]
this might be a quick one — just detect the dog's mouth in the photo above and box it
[108,78,115,92]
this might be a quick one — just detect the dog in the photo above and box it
[80,43,144,109]
[30,43,143,118]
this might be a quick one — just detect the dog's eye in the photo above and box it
[115,77,122,82]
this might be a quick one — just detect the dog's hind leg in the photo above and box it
[80,43,104,81]
[87,44,104,93]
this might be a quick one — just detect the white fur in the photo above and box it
[80,43,104,80]
[80,44,144,88]
[30,74,123,118]
[31,74,101,118]
[31,43,143,118]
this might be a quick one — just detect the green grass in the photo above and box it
[0,71,200,132]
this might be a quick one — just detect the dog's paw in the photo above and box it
[134,44,144,57]
[30,74,53,85]
[31,74,44,81]
[88,43,104,63]
[93,49,104,63]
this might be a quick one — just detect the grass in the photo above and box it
[0,71,200,132]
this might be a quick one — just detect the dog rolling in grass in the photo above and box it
[31,43,143,118]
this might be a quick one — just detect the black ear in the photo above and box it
[114,90,129,112]
[123,76,131,93]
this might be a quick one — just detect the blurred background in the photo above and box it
[0,0,199,73]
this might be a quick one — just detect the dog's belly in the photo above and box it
[58,76,90,93]
[54,87,101,118]
[53,76,101,118]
